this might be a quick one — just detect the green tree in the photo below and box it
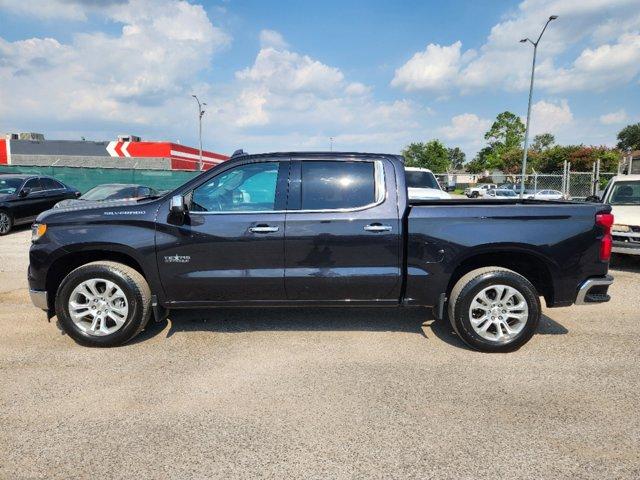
[531,133,555,152]
[465,146,491,174]
[447,147,466,170]
[402,140,451,172]
[484,111,526,151]
[617,123,640,151]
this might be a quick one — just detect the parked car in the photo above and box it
[0,174,79,235]
[527,189,565,200]
[588,174,640,256]
[29,152,613,352]
[54,183,159,209]
[405,167,451,200]
[464,183,497,198]
[486,189,518,198]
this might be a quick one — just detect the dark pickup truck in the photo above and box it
[28,152,614,352]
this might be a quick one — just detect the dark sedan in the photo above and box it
[0,174,80,235]
[54,183,159,209]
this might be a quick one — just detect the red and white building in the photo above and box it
[1,133,228,171]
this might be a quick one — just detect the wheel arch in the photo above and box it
[45,246,150,311]
[447,248,557,306]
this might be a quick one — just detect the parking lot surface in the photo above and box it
[1,227,639,479]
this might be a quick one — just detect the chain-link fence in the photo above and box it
[436,160,617,200]
[0,164,200,194]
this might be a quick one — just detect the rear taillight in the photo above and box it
[596,213,614,262]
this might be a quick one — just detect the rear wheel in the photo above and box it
[447,267,540,352]
[55,261,151,347]
[0,210,12,235]
[471,191,479,198]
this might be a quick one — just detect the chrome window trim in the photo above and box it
[188,159,387,216]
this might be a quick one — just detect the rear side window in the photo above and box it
[41,178,64,190]
[301,161,376,210]
[23,178,43,192]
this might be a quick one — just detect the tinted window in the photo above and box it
[192,162,279,212]
[301,161,375,210]
[23,178,43,192]
[41,177,64,190]
[138,187,152,197]
[405,170,440,189]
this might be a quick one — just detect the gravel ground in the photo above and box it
[1,228,639,479]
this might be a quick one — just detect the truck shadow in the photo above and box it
[610,255,640,273]
[136,307,568,350]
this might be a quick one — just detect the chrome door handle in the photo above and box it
[249,225,279,233]
[364,224,392,232]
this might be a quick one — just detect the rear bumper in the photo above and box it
[575,275,614,305]
[29,289,48,311]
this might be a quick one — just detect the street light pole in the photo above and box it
[192,95,206,171]
[519,15,557,198]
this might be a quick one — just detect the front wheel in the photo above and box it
[55,261,152,347]
[447,267,540,352]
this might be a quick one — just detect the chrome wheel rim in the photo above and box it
[68,278,129,336]
[0,213,10,234]
[468,284,529,343]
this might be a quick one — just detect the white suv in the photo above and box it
[465,184,497,198]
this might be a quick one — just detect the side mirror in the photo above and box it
[168,195,187,225]
[19,187,31,197]
[74,191,82,198]
[585,195,601,203]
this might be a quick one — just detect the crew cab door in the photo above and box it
[284,157,401,302]
[155,160,289,303]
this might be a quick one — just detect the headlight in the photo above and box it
[612,224,631,232]
[31,223,47,242]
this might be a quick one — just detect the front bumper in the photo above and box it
[29,289,48,311]
[612,232,640,255]
[575,275,614,305]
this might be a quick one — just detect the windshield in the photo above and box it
[81,185,138,201]
[405,171,440,190]
[607,181,640,205]
[0,177,24,195]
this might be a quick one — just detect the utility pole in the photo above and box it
[519,15,558,198]
[329,137,334,152]
[191,95,206,171]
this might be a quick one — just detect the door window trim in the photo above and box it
[187,160,290,215]
[288,159,386,213]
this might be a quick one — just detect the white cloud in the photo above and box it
[600,109,628,125]
[391,41,465,91]
[259,29,289,49]
[344,82,371,96]
[528,99,573,136]
[391,0,640,94]
[0,0,92,21]
[438,113,491,142]
[0,0,230,126]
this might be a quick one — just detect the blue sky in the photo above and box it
[0,0,639,159]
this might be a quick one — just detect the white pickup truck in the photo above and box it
[465,183,497,198]
[596,174,640,255]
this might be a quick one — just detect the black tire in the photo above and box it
[447,267,540,353]
[471,191,479,198]
[0,210,13,235]
[55,261,152,347]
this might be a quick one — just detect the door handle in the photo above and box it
[364,224,392,232]
[249,225,279,233]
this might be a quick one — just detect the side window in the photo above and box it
[138,187,151,197]
[301,161,376,210]
[41,178,64,190]
[191,162,279,212]
[23,178,43,193]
